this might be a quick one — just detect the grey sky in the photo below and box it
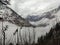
[8,0,60,18]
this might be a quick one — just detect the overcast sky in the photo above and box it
[8,0,60,17]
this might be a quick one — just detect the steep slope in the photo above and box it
[6,7,32,27]
[37,22,60,45]
[0,2,33,27]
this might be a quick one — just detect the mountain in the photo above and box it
[0,3,33,27]
[0,1,60,27]
[0,2,50,27]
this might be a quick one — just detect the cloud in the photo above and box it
[8,0,60,18]
[26,14,55,22]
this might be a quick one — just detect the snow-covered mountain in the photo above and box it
[3,5,60,27]
[0,4,33,27]
[0,5,51,43]
[0,0,60,44]
[0,2,50,27]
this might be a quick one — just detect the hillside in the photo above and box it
[0,2,33,27]
[37,22,60,45]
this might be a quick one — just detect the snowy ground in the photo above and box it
[0,21,52,44]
